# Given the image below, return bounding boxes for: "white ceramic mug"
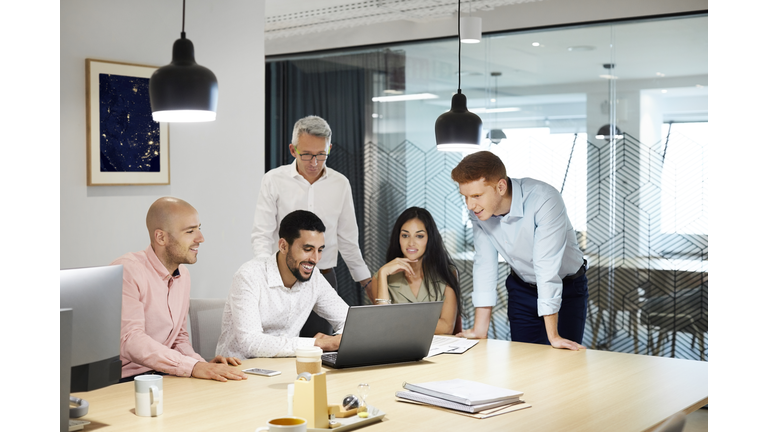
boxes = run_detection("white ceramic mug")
[134,375,163,417]
[255,417,307,432]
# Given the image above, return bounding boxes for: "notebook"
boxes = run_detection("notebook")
[395,390,523,413]
[402,379,523,406]
[321,302,443,369]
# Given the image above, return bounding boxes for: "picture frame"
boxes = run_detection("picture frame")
[86,59,170,185]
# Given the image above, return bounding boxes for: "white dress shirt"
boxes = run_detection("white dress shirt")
[471,178,584,317]
[251,160,371,282]
[215,254,349,358]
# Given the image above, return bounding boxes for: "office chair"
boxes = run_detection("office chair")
[188,298,227,361]
[651,411,686,432]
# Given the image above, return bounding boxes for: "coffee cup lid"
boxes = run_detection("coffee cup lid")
[295,346,323,357]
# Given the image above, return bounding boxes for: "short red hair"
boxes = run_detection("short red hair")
[451,151,507,185]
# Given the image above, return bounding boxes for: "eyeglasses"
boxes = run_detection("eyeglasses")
[296,151,328,162]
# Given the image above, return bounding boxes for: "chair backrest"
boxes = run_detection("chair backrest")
[651,411,686,432]
[188,298,227,361]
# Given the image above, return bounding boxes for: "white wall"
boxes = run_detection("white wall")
[60,0,265,298]
[266,0,708,56]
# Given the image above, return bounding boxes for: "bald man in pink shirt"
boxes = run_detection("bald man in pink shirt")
[113,197,247,382]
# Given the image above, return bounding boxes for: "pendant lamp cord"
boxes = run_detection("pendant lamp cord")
[457,0,461,92]
[181,0,186,38]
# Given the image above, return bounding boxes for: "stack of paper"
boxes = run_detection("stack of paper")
[427,336,479,357]
[395,379,531,419]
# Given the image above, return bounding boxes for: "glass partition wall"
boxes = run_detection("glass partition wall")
[266,14,708,361]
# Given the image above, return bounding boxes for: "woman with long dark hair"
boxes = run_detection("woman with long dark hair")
[367,207,461,335]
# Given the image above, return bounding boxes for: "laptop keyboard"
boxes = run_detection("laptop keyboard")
[321,352,337,365]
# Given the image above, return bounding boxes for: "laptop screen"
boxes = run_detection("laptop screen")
[324,302,443,368]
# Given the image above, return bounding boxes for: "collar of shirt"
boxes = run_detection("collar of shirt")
[265,253,286,289]
[144,244,181,284]
[492,177,524,223]
[290,159,328,184]
[265,251,313,291]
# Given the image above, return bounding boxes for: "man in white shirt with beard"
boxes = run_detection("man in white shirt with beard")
[217,210,349,358]
[251,115,371,337]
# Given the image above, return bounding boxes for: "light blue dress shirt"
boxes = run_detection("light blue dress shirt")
[471,178,584,317]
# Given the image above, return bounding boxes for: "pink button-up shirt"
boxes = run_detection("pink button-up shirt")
[113,245,204,378]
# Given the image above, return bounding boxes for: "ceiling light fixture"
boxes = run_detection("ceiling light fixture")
[567,45,595,52]
[479,107,520,114]
[149,0,218,122]
[372,93,439,102]
[435,0,483,152]
[486,71,507,144]
[460,0,481,44]
[595,124,624,140]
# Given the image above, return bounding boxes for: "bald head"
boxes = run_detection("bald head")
[146,197,196,240]
[146,197,204,273]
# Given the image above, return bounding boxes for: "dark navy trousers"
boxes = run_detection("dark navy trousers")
[506,270,589,345]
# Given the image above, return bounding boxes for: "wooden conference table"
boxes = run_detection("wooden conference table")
[72,339,708,432]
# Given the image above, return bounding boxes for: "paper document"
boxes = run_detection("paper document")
[427,335,479,357]
[403,379,523,406]
[396,398,531,419]
[396,390,521,413]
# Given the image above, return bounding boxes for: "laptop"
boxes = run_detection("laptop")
[321,302,443,369]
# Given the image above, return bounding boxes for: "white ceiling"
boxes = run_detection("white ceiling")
[264,1,708,126]
[264,1,707,90]
[265,0,537,40]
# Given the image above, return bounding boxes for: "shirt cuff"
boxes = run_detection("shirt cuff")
[537,298,562,317]
[178,355,202,377]
[471,290,498,308]
[349,266,372,283]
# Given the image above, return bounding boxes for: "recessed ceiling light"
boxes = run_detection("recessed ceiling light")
[661,89,667,93]
[567,46,595,52]
[656,72,665,77]
[372,113,380,118]
[532,42,540,47]
[490,98,496,103]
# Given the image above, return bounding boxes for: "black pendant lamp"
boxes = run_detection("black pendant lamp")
[435,0,483,152]
[150,0,218,122]
[486,71,506,144]
[487,128,507,144]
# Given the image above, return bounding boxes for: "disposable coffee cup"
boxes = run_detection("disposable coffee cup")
[295,346,322,375]
[134,375,163,417]
[255,416,307,432]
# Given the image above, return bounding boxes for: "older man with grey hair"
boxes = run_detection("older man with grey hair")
[251,116,371,337]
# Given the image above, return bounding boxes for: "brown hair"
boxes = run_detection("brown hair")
[450,151,507,185]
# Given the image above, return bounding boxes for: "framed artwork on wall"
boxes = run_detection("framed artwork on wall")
[86,59,170,185]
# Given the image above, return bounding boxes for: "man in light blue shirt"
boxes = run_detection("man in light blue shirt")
[452,151,588,350]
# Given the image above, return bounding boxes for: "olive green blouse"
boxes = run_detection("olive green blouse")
[374,271,446,304]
